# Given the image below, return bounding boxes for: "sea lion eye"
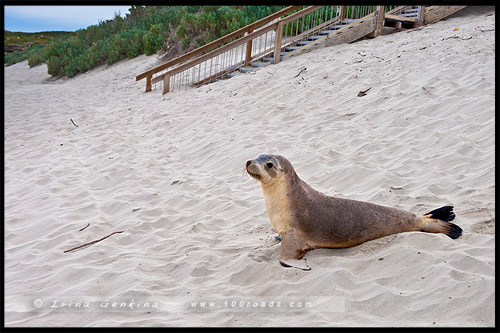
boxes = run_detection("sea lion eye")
[266,162,274,169]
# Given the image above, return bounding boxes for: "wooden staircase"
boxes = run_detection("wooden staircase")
[136,5,466,95]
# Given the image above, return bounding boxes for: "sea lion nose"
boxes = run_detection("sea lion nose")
[246,160,252,167]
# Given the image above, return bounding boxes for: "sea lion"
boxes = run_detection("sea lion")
[245,154,462,270]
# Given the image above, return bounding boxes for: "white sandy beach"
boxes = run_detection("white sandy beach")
[4,6,495,327]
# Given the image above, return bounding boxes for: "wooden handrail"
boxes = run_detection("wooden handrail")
[282,6,323,24]
[151,6,326,84]
[136,5,302,81]
[152,21,280,84]
[280,15,341,48]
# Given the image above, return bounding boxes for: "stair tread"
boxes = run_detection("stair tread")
[385,16,416,21]
[320,29,339,34]
[250,62,269,67]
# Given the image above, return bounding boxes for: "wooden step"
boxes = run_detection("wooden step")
[320,21,363,35]
[284,46,302,51]
[239,67,253,73]
[399,13,418,17]
[250,61,269,67]
[329,24,348,29]
[319,29,340,35]
[296,40,313,46]
[262,57,274,62]
[384,15,417,23]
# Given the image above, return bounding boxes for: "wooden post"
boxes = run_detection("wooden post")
[368,6,385,38]
[273,21,284,65]
[416,6,425,26]
[245,27,254,66]
[340,6,346,21]
[162,73,170,95]
[146,74,152,92]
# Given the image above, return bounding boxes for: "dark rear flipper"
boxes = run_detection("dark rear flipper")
[423,206,462,239]
[442,222,463,239]
[425,205,456,222]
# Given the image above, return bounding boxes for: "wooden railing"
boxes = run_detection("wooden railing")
[149,5,334,94]
[135,6,302,92]
[136,5,466,95]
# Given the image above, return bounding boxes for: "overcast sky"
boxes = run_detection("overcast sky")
[4,6,132,32]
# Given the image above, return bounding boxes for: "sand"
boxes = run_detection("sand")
[4,6,495,327]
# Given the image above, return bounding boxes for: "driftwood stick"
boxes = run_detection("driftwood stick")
[70,118,79,127]
[63,230,125,253]
[358,87,372,97]
[442,36,472,41]
[294,67,307,78]
[79,223,90,231]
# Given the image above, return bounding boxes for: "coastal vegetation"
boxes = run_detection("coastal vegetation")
[4,30,73,66]
[4,6,285,78]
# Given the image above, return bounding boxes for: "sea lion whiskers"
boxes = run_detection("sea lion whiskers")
[243,166,261,181]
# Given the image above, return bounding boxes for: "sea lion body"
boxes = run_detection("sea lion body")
[246,154,462,270]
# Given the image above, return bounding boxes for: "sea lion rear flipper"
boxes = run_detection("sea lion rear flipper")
[279,230,311,271]
[422,206,462,239]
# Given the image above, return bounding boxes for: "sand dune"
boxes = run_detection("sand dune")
[4,6,494,327]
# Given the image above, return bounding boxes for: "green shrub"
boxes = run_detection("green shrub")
[88,39,113,65]
[4,51,27,66]
[46,56,66,76]
[144,23,165,55]
[28,52,44,67]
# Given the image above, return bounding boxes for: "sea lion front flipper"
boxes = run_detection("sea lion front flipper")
[279,230,311,271]
[280,258,311,271]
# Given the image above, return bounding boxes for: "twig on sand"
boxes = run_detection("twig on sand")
[294,67,307,78]
[70,118,79,127]
[358,87,372,97]
[63,230,125,253]
[79,223,90,231]
[442,36,473,41]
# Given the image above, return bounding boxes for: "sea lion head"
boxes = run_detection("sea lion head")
[246,154,295,186]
